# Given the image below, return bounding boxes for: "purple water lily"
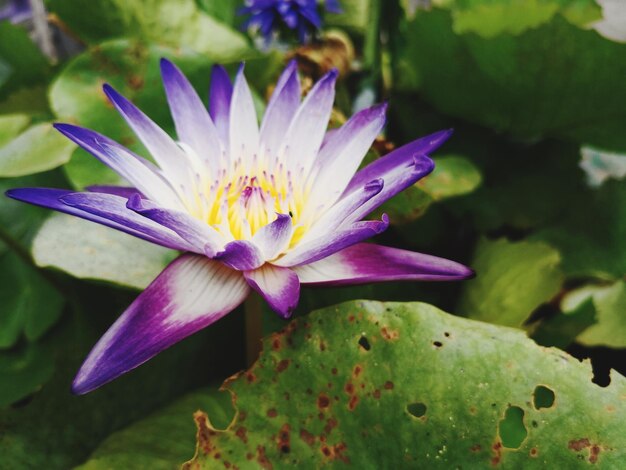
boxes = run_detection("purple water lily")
[0,0,31,23]
[240,0,341,43]
[7,60,473,394]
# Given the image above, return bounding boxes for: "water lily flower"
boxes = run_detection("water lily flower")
[0,0,31,23]
[7,60,473,394]
[240,0,341,43]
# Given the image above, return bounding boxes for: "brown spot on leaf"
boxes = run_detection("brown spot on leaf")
[319,441,350,463]
[324,417,338,435]
[300,428,316,447]
[568,438,591,452]
[272,338,282,350]
[353,365,363,377]
[384,381,394,390]
[127,75,144,90]
[470,444,481,452]
[530,447,538,457]
[267,408,278,418]
[331,367,338,375]
[245,372,257,383]
[320,341,326,351]
[590,445,601,464]
[373,389,381,399]
[256,445,272,470]
[348,395,359,411]
[381,327,399,341]
[491,441,502,466]
[276,359,290,373]
[235,426,248,443]
[344,382,355,395]
[193,412,217,455]
[318,393,330,409]
[276,423,291,454]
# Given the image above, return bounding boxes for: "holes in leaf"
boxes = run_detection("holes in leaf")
[533,385,555,409]
[433,341,443,348]
[498,405,527,449]
[358,336,371,351]
[407,402,427,418]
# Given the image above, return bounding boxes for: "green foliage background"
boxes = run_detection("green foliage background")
[0,0,624,467]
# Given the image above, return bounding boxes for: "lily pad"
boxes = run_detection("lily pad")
[0,342,55,407]
[0,123,76,177]
[417,154,482,200]
[31,213,175,289]
[45,0,249,62]
[457,238,564,327]
[0,113,30,147]
[185,300,626,468]
[49,39,214,189]
[75,388,233,470]
[395,8,626,150]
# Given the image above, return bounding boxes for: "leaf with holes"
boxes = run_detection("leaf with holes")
[184,300,626,468]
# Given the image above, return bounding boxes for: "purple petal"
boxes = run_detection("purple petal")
[274,214,389,267]
[72,254,249,394]
[343,154,435,224]
[209,65,233,148]
[160,59,222,173]
[282,69,338,172]
[325,0,342,13]
[300,178,383,244]
[308,103,387,207]
[102,84,190,187]
[251,213,294,261]
[86,185,141,198]
[260,60,301,154]
[344,129,453,195]
[244,264,300,318]
[215,240,264,270]
[53,124,181,209]
[294,243,475,285]
[126,194,225,255]
[6,188,190,251]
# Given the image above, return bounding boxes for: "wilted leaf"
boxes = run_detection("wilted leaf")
[0,123,76,177]
[31,213,175,289]
[45,0,250,61]
[185,300,626,468]
[457,238,563,327]
[75,389,233,470]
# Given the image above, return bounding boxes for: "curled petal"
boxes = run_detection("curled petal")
[215,240,264,271]
[72,254,249,394]
[274,215,389,267]
[252,213,294,261]
[244,264,300,318]
[294,243,475,285]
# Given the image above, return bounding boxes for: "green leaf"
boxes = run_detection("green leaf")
[531,298,596,350]
[395,8,626,150]
[50,39,215,189]
[377,184,433,224]
[0,22,51,96]
[31,213,175,289]
[75,388,233,470]
[0,114,30,147]
[574,281,626,348]
[458,238,564,327]
[45,0,250,61]
[195,0,238,25]
[531,181,626,280]
[0,123,76,177]
[0,284,245,468]
[0,342,55,407]
[0,250,64,348]
[185,300,626,468]
[325,0,371,32]
[418,155,482,200]
[439,0,601,38]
